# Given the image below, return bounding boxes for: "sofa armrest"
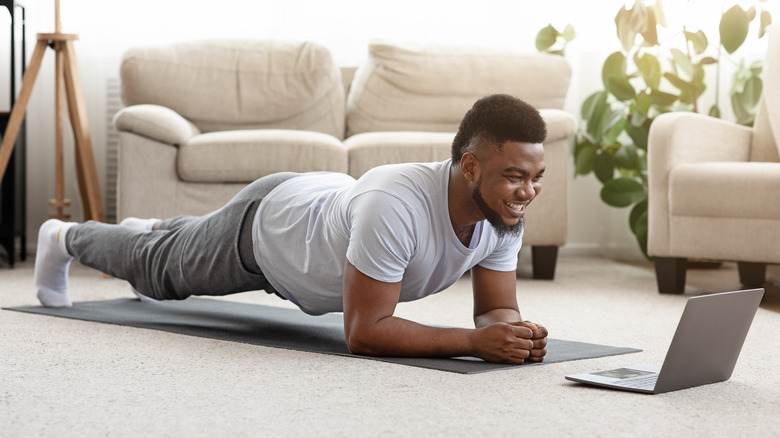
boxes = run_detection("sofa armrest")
[539,109,577,143]
[647,112,753,256]
[113,104,201,146]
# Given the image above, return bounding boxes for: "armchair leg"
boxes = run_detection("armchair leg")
[654,257,687,294]
[532,246,558,280]
[737,262,766,288]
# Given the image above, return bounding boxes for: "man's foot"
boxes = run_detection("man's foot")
[35,219,76,307]
[119,217,161,232]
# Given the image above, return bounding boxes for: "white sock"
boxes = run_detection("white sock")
[119,217,161,232]
[35,219,77,307]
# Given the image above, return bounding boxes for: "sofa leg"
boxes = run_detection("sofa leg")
[532,246,558,280]
[737,262,766,288]
[654,257,687,294]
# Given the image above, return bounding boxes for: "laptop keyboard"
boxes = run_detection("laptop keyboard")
[619,374,658,390]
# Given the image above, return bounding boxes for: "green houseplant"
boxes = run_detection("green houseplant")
[538,1,772,258]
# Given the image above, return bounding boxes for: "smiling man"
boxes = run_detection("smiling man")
[35,94,549,364]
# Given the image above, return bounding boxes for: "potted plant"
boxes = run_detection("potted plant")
[538,1,772,258]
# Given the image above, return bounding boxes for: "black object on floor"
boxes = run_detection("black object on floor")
[5,297,641,374]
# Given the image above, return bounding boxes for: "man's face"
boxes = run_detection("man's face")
[467,141,545,236]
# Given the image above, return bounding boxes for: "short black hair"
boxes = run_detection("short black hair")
[451,94,547,163]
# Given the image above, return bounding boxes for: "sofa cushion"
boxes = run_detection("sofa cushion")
[343,110,576,178]
[346,40,571,137]
[669,162,780,219]
[178,130,348,183]
[344,132,455,178]
[120,39,345,139]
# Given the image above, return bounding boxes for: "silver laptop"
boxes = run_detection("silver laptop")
[565,288,764,394]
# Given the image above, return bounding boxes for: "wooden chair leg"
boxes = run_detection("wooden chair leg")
[737,262,766,288]
[654,257,687,294]
[531,245,558,280]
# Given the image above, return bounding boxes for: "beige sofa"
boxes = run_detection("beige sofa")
[114,39,576,279]
[647,28,780,293]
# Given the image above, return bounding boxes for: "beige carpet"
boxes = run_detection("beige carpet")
[1,254,779,437]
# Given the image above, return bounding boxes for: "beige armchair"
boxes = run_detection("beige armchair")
[343,40,577,279]
[647,28,780,294]
[113,39,348,220]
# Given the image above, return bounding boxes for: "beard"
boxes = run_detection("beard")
[472,177,524,238]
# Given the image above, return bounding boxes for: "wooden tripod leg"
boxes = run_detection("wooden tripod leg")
[62,39,104,222]
[50,41,71,219]
[0,40,48,183]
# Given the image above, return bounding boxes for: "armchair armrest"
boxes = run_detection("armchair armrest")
[113,104,201,146]
[648,112,753,256]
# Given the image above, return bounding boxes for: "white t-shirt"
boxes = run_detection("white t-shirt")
[252,160,523,315]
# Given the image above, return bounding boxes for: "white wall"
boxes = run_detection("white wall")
[1,0,774,260]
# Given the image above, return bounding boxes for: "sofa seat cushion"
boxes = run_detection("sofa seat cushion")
[346,40,571,137]
[344,132,455,178]
[669,162,780,219]
[178,129,348,183]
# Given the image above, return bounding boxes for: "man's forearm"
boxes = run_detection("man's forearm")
[346,315,477,358]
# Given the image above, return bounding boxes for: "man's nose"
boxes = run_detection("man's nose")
[515,180,536,200]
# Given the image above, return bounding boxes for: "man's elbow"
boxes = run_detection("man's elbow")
[344,330,379,357]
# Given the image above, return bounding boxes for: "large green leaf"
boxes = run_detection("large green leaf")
[594,151,615,183]
[603,117,628,146]
[615,6,637,52]
[720,5,750,54]
[603,52,635,101]
[629,198,648,236]
[582,93,623,143]
[606,76,637,101]
[562,24,576,41]
[615,143,639,170]
[580,91,608,120]
[600,177,645,207]
[685,30,708,55]
[760,10,772,38]
[602,52,627,86]
[628,120,651,151]
[629,198,649,259]
[741,76,763,108]
[575,145,597,175]
[635,52,661,89]
[652,0,667,27]
[536,24,559,52]
[708,104,722,119]
[671,48,693,78]
[650,89,679,107]
[732,92,755,126]
[640,3,659,46]
[665,71,699,104]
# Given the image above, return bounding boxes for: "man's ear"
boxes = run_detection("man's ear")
[460,152,479,182]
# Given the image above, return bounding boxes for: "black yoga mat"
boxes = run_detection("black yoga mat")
[5,297,640,374]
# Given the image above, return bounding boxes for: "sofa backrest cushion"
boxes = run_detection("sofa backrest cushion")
[120,39,345,139]
[345,40,571,137]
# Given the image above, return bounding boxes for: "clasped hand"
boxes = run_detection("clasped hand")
[474,321,548,364]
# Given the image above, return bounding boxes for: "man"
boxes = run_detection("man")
[35,94,549,364]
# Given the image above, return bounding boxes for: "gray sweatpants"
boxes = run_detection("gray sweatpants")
[66,172,300,301]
